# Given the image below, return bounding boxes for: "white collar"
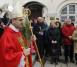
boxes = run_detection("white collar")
[9,24,19,32]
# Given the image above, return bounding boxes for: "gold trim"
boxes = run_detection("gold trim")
[23,8,31,16]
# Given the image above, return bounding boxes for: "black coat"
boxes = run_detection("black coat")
[47,27,60,45]
[32,22,48,57]
[46,27,61,55]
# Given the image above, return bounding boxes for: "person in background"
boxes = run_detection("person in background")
[62,19,75,64]
[55,21,62,58]
[1,12,10,25]
[46,21,60,64]
[72,25,77,64]
[31,18,37,27]
[0,11,10,37]
[33,17,48,62]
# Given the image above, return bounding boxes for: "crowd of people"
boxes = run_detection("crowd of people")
[31,17,77,65]
[0,7,77,67]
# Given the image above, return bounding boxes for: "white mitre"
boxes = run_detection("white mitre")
[9,5,24,19]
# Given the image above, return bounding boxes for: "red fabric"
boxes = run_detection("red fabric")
[30,41,36,54]
[62,24,75,45]
[29,52,32,67]
[31,40,37,51]
[29,41,36,67]
[20,31,33,67]
[0,27,23,67]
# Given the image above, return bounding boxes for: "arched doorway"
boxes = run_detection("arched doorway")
[23,1,45,19]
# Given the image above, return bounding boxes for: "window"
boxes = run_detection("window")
[60,16,67,22]
[61,7,67,14]
[60,4,77,23]
[69,5,75,14]
[69,16,75,22]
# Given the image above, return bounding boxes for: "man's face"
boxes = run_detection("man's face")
[66,21,71,25]
[37,17,43,23]
[50,22,56,28]
[12,17,24,29]
[64,19,71,25]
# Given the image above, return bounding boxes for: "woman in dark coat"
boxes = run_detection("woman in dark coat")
[46,22,61,64]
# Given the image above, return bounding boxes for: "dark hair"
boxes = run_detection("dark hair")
[1,12,10,25]
[55,21,61,28]
[71,22,74,26]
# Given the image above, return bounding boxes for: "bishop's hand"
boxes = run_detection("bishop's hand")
[23,48,31,56]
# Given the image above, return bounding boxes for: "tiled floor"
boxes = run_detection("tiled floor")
[32,48,77,67]
[34,61,77,67]
[32,55,77,67]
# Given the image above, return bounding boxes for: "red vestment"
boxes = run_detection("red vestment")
[0,26,32,67]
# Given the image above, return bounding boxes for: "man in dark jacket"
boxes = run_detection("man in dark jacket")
[32,17,48,62]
